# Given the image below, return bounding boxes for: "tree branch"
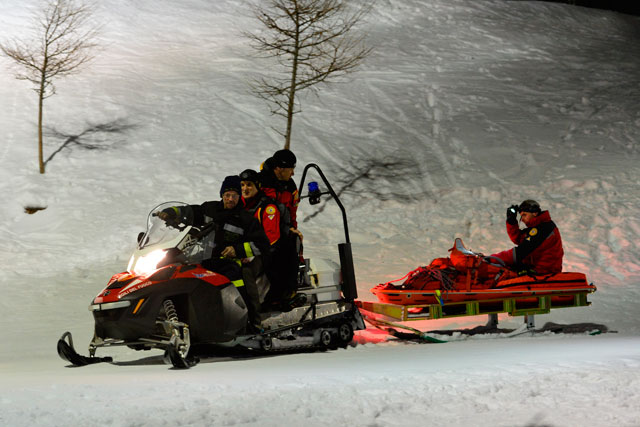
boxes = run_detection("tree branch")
[245,0,372,146]
[0,0,100,173]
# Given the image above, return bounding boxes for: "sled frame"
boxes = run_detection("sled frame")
[357,291,593,322]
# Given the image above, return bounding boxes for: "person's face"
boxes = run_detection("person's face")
[241,181,259,199]
[222,190,240,209]
[520,211,537,226]
[274,166,294,181]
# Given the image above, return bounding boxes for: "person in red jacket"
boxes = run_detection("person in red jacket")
[240,168,299,309]
[240,169,290,248]
[259,149,302,241]
[491,200,564,275]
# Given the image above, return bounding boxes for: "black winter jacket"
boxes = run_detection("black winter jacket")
[187,201,270,261]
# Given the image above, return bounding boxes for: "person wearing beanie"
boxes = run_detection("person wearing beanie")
[240,169,297,309]
[219,175,241,198]
[240,169,290,247]
[157,175,269,331]
[491,199,564,275]
[258,149,304,305]
[272,149,297,169]
[259,149,300,231]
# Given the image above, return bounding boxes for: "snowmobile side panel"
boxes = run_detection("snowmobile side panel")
[187,281,247,342]
[93,278,247,343]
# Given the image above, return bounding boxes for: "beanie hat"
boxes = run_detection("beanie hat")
[518,199,541,213]
[239,169,260,187]
[220,175,241,197]
[272,149,296,168]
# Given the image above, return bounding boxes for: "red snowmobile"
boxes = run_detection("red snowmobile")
[57,164,364,368]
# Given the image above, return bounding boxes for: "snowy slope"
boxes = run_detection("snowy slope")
[1,1,639,426]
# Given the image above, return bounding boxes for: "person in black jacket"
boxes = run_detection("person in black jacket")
[158,175,269,330]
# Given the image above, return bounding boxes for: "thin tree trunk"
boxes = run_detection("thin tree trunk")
[285,69,297,150]
[38,78,45,174]
[0,0,99,173]
[284,8,301,150]
[247,0,371,151]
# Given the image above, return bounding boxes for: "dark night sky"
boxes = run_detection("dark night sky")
[528,0,640,15]
[541,0,640,16]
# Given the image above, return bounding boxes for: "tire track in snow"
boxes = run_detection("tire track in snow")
[0,91,19,164]
[362,77,457,198]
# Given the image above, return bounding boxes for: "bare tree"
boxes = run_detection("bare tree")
[245,0,372,150]
[1,0,99,174]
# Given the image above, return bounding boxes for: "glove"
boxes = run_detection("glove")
[506,205,519,224]
[154,208,178,221]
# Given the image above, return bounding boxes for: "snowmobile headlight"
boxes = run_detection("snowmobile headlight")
[131,249,167,276]
[89,300,132,312]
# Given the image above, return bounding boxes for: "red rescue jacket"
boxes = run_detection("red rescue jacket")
[243,196,281,245]
[259,162,299,229]
[242,192,291,250]
[492,210,564,274]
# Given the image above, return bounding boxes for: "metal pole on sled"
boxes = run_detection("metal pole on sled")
[298,163,358,302]
[486,313,535,330]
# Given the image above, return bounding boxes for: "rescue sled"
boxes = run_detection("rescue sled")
[360,239,600,343]
[371,238,596,306]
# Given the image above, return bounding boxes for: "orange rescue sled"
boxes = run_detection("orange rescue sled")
[371,238,596,306]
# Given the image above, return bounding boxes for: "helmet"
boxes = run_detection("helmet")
[518,199,541,214]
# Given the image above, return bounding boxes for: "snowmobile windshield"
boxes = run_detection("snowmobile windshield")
[139,202,195,250]
[180,224,216,265]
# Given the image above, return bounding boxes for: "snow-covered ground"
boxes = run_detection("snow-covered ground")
[1,1,639,426]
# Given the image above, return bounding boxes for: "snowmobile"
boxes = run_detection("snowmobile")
[57,164,365,369]
[371,238,596,306]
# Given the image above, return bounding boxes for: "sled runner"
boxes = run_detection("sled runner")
[361,315,607,344]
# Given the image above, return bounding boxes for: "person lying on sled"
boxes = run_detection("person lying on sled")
[491,199,564,275]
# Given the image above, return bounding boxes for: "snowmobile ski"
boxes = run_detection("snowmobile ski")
[57,332,112,366]
[163,345,200,369]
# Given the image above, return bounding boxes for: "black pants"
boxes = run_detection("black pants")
[241,259,263,323]
[264,234,300,303]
